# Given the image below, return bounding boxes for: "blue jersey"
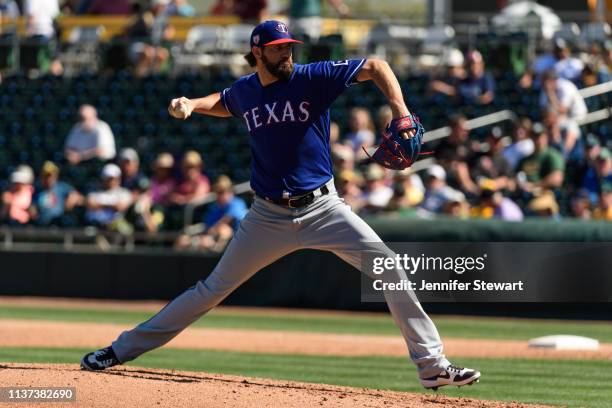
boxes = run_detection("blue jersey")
[221,58,366,198]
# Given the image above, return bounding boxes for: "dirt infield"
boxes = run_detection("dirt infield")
[1,319,610,360]
[0,363,551,408]
[0,297,587,407]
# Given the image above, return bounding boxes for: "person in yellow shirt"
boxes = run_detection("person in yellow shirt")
[470,179,524,222]
[593,183,612,221]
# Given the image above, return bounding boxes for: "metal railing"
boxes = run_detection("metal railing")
[0,225,181,252]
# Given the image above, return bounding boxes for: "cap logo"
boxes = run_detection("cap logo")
[276,23,288,33]
[253,34,260,45]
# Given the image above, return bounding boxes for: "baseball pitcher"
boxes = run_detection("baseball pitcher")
[81,20,480,391]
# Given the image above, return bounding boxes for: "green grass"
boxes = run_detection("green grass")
[0,305,611,342]
[1,347,609,407]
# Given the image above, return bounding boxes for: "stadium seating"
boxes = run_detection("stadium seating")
[0,66,609,229]
[0,70,609,190]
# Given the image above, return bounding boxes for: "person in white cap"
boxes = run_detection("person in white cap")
[64,105,116,165]
[420,164,465,214]
[427,48,465,104]
[1,165,35,225]
[458,50,495,105]
[118,148,147,191]
[85,164,132,228]
[359,163,393,213]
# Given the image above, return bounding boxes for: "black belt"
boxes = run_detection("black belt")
[259,185,330,208]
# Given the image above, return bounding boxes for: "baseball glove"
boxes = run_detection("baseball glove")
[363,113,425,170]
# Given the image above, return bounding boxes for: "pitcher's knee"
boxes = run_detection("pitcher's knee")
[194,276,237,304]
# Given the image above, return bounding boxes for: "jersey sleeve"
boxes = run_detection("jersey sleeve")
[309,58,367,103]
[220,86,241,118]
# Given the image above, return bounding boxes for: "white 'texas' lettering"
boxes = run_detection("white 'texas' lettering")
[252,107,262,129]
[265,103,279,124]
[298,102,310,122]
[243,100,311,130]
[242,111,251,131]
[282,101,295,122]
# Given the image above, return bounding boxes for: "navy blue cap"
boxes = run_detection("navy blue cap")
[250,20,303,48]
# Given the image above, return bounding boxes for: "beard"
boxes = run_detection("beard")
[261,54,293,81]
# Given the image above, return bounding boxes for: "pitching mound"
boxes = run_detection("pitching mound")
[0,363,550,408]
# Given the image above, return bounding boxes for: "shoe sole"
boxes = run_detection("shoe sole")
[422,371,481,391]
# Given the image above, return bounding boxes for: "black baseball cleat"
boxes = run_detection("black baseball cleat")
[80,346,121,371]
[420,364,481,391]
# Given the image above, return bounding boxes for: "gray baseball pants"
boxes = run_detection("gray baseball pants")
[112,179,450,378]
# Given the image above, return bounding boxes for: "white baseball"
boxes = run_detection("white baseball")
[174,102,189,119]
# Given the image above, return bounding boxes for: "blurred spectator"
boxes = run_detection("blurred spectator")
[289,0,349,43]
[1,166,35,225]
[32,161,83,226]
[23,0,63,75]
[527,191,561,220]
[550,39,584,82]
[0,0,19,18]
[604,41,612,74]
[570,189,592,220]
[210,0,233,15]
[170,150,210,205]
[118,148,147,191]
[581,147,612,205]
[62,0,81,14]
[472,126,514,191]
[175,175,247,252]
[232,0,268,23]
[331,143,355,171]
[359,164,393,214]
[540,70,587,123]
[385,169,424,213]
[165,0,196,17]
[330,118,353,170]
[79,0,131,15]
[124,178,165,233]
[345,107,375,155]
[470,180,523,222]
[542,108,583,163]
[420,164,465,214]
[581,43,611,85]
[24,0,59,39]
[64,105,116,165]
[516,123,565,196]
[587,61,611,86]
[593,183,612,221]
[375,105,392,138]
[441,192,469,218]
[567,133,602,191]
[85,164,132,229]
[427,49,465,104]
[329,121,340,144]
[503,118,535,170]
[335,170,363,212]
[434,114,479,195]
[522,38,584,87]
[126,1,174,77]
[458,50,495,105]
[151,152,177,206]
